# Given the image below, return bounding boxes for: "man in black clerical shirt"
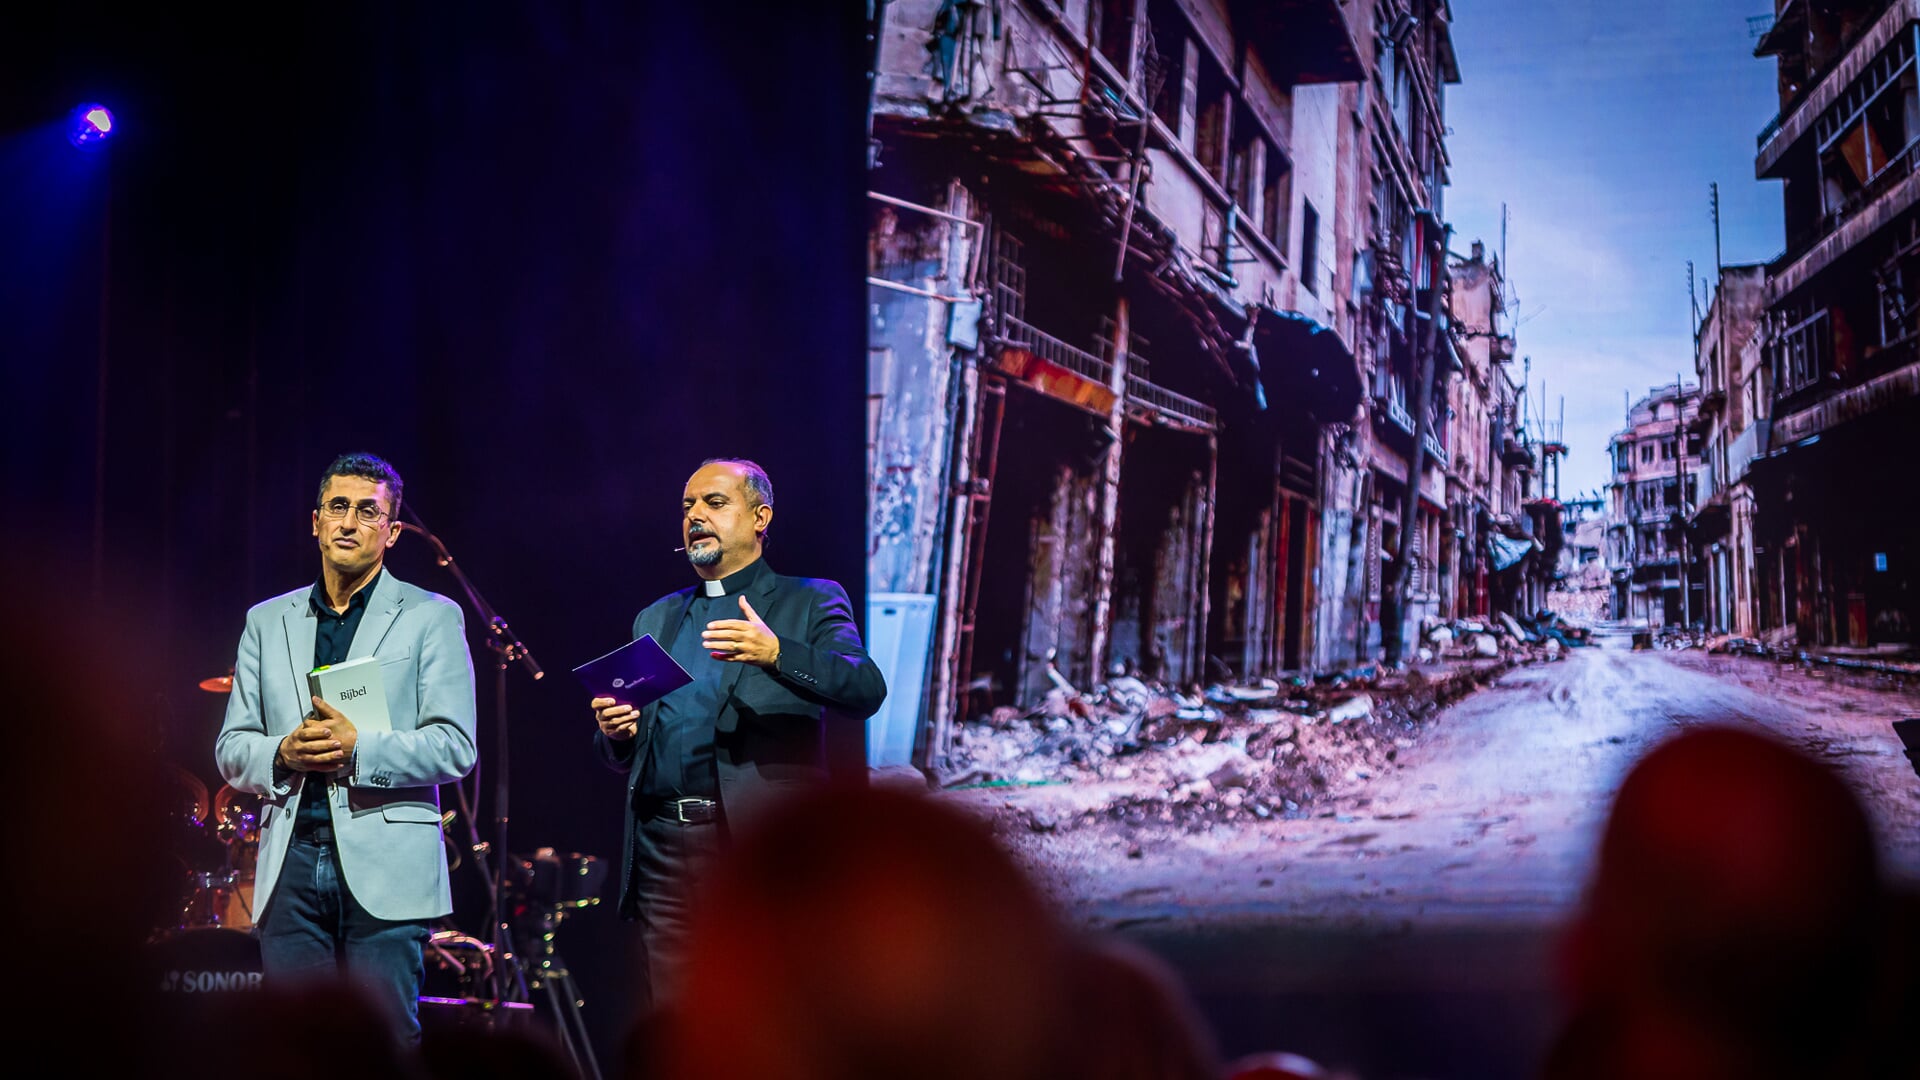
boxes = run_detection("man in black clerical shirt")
[590,458,886,1006]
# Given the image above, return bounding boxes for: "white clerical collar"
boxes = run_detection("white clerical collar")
[702,579,726,597]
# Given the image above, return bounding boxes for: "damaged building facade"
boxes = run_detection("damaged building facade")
[1740,0,1920,650]
[1685,263,1767,636]
[865,0,1471,769]
[1439,243,1551,625]
[1604,382,1703,626]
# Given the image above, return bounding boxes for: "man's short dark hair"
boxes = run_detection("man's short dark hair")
[701,458,773,539]
[318,453,404,517]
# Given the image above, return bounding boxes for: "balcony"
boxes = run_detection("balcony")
[1000,316,1112,384]
[1125,374,1219,432]
[1691,459,1731,535]
[1726,419,1773,482]
[1372,366,1415,435]
[993,315,1119,417]
[1773,355,1920,443]
[1766,30,1920,298]
[1775,158,1920,300]
[1819,134,1920,235]
[1500,436,1534,468]
[1757,1,1918,176]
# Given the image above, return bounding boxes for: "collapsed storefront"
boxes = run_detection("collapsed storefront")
[867,113,1364,764]
[1747,399,1920,650]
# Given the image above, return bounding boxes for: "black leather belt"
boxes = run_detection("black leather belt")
[295,823,335,845]
[651,797,719,825]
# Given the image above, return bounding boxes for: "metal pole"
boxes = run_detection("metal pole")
[1112,106,1152,284]
[1383,218,1451,665]
[1676,375,1690,629]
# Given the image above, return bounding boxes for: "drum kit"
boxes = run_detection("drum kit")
[162,763,262,934]
[146,671,267,1001]
[156,671,262,933]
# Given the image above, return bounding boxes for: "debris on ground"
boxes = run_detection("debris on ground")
[940,613,1585,831]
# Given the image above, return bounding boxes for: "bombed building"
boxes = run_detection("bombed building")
[1743,0,1920,650]
[1605,382,1703,627]
[865,0,1465,769]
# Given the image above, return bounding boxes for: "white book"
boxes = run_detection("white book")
[306,655,393,733]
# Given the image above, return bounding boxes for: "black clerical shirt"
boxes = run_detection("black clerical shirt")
[638,558,774,800]
[294,570,381,833]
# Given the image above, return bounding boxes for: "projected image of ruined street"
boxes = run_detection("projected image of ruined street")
[862,0,1920,941]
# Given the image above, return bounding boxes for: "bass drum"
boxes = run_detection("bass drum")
[142,928,265,1059]
[146,928,263,997]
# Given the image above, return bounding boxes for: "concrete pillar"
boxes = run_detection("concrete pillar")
[1088,295,1132,678]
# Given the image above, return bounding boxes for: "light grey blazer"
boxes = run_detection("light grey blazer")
[216,570,477,923]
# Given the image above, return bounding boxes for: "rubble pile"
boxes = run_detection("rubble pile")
[945,620,1576,830]
[1697,633,1920,689]
[1547,585,1611,624]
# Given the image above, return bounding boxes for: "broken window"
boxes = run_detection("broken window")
[1813,34,1918,222]
[1878,221,1920,346]
[1145,0,1186,133]
[1091,0,1133,75]
[1195,50,1231,188]
[1300,200,1321,296]
[1389,33,1412,141]
[1230,102,1258,212]
[1263,146,1291,250]
[1774,305,1832,397]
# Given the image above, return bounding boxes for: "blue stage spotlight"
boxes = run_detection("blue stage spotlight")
[68,104,116,149]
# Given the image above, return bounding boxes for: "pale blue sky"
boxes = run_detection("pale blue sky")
[1445,0,1784,497]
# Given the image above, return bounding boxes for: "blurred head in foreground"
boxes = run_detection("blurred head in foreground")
[1223,1050,1339,1080]
[1547,726,1908,1079]
[650,784,1068,1080]
[1047,934,1220,1080]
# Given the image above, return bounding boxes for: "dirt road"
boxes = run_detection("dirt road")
[957,629,1920,930]
[945,631,1920,1078]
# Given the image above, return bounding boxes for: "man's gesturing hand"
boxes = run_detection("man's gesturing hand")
[592,696,640,741]
[702,596,780,668]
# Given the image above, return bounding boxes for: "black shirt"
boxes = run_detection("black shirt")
[294,570,381,833]
[639,558,774,801]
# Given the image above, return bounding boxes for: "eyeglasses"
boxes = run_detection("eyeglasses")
[318,499,392,527]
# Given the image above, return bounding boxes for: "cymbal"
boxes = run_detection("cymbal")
[199,674,233,693]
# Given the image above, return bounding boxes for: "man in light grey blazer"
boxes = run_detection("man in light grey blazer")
[217,453,477,1042]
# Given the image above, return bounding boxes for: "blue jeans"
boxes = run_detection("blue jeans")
[256,834,430,1043]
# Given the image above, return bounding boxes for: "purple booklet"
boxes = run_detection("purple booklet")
[571,633,694,709]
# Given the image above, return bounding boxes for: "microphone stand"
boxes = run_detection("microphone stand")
[397,513,541,1007]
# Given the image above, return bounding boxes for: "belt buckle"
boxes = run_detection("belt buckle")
[674,798,713,824]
